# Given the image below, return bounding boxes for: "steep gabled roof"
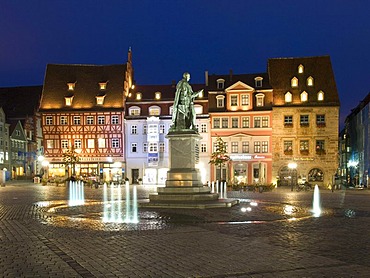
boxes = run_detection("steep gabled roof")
[268,56,340,106]
[39,63,128,111]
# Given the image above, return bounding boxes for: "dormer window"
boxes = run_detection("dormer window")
[155,92,161,100]
[307,76,314,86]
[99,82,108,90]
[255,93,265,107]
[291,77,298,87]
[317,90,324,101]
[136,93,142,100]
[217,79,225,90]
[64,96,74,106]
[298,64,304,74]
[96,95,106,105]
[67,82,76,91]
[285,91,292,103]
[254,77,263,87]
[300,91,308,102]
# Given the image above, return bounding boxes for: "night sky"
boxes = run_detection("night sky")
[1,0,369,127]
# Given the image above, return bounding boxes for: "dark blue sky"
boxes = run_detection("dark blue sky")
[1,0,369,127]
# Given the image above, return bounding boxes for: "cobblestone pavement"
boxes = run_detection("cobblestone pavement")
[1,181,370,277]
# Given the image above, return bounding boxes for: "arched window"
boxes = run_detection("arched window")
[129,106,141,116]
[216,95,225,108]
[255,93,265,107]
[307,76,314,86]
[317,90,324,101]
[149,105,161,116]
[300,91,308,102]
[308,168,324,182]
[291,77,298,87]
[217,79,225,90]
[285,92,292,103]
[254,76,263,87]
[298,64,304,74]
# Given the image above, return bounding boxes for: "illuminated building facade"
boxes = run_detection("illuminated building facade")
[269,56,340,187]
[38,50,133,181]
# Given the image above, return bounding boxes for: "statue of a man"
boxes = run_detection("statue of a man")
[170,72,203,131]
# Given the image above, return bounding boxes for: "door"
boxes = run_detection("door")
[132,169,139,184]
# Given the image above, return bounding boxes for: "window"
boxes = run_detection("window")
[291,77,298,87]
[201,143,207,153]
[67,82,75,91]
[316,140,325,154]
[285,92,292,103]
[159,142,165,152]
[60,116,68,125]
[154,92,161,100]
[99,82,107,90]
[194,104,203,114]
[300,91,308,102]
[98,116,105,125]
[46,116,53,125]
[231,117,238,128]
[73,116,81,125]
[242,117,250,128]
[300,115,309,126]
[230,95,238,106]
[254,142,261,153]
[136,93,142,100]
[65,96,74,106]
[129,107,141,116]
[241,94,249,106]
[298,64,304,73]
[143,143,148,153]
[111,115,119,125]
[159,124,165,134]
[213,118,220,128]
[231,142,238,153]
[131,125,137,134]
[300,140,309,154]
[316,114,326,126]
[149,106,160,116]
[307,76,314,86]
[98,138,105,148]
[149,142,158,152]
[131,143,137,153]
[222,118,228,128]
[255,93,265,107]
[86,116,94,125]
[87,139,94,149]
[148,124,158,134]
[242,142,249,153]
[201,123,207,133]
[317,90,324,101]
[261,141,268,153]
[308,168,323,182]
[112,138,120,148]
[143,125,147,134]
[216,95,225,108]
[262,117,269,127]
[96,95,105,105]
[61,140,69,149]
[254,117,261,128]
[284,141,293,154]
[74,139,81,149]
[217,79,225,89]
[284,115,293,126]
[255,77,263,87]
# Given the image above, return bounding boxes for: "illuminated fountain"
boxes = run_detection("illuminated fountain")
[102,181,138,223]
[312,184,322,217]
[68,180,85,206]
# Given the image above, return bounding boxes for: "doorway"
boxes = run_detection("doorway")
[132,169,139,184]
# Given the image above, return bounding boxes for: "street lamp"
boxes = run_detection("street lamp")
[288,162,297,191]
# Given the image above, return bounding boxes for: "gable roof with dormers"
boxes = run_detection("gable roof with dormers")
[268,55,340,106]
[39,63,128,112]
[225,81,255,91]
[207,72,271,91]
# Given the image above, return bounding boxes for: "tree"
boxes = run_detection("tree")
[209,136,230,181]
[63,145,80,177]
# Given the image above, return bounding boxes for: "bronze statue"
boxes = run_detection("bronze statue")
[170,72,203,131]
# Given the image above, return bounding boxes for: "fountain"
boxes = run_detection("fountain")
[312,184,322,217]
[68,180,85,206]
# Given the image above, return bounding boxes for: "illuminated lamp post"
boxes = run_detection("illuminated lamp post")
[288,162,297,191]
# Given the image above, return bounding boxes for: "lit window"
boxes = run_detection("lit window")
[291,77,298,87]
[61,140,68,149]
[87,139,94,149]
[254,77,263,87]
[73,116,81,125]
[242,117,250,128]
[217,79,225,89]
[129,106,141,116]
[149,106,160,116]
[301,91,308,102]
[194,104,203,114]
[231,142,238,153]
[98,138,105,148]
[136,93,142,100]
[232,117,238,128]
[86,116,94,125]
[300,140,309,152]
[216,95,225,108]
[222,118,228,128]
[47,140,54,149]
[111,115,119,124]
[67,82,76,91]
[255,93,265,107]
[307,76,314,86]
[230,95,238,106]
[60,116,68,125]
[98,116,105,125]
[65,96,74,106]
[262,141,268,153]
[254,141,261,153]
[148,124,158,134]
[298,64,304,73]
[74,139,81,149]
[242,142,249,153]
[285,92,292,103]
[262,116,269,127]
[96,95,106,105]
[213,118,220,128]
[284,141,293,153]
[99,82,107,90]
[155,92,161,100]
[131,125,137,134]
[241,94,249,106]
[148,142,158,152]
[317,90,324,101]
[112,138,120,148]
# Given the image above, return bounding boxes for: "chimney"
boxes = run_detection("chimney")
[229,69,233,82]
[205,70,209,86]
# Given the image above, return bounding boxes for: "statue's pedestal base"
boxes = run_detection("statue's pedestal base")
[143,131,238,209]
